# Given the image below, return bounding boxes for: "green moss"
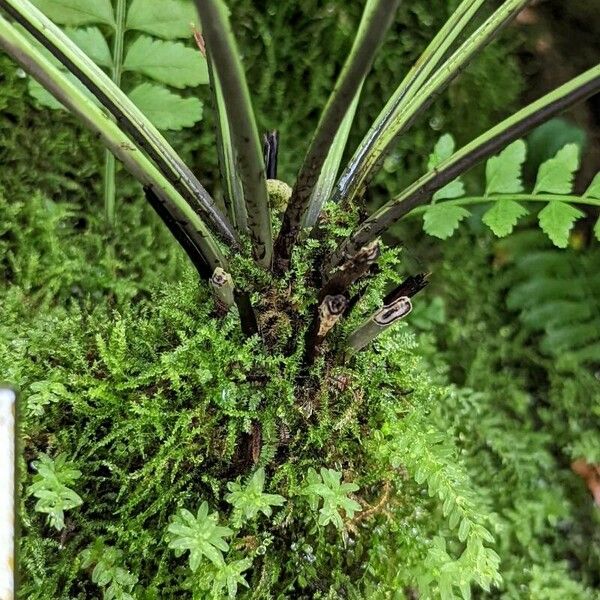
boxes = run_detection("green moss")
[0,190,508,598]
[0,55,102,204]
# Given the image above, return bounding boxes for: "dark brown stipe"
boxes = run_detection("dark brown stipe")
[233,289,260,339]
[374,297,412,326]
[344,273,430,355]
[195,0,273,268]
[383,273,430,305]
[144,187,211,280]
[331,0,529,212]
[326,67,600,272]
[346,296,412,355]
[318,240,380,301]
[273,0,401,272]
[250,421,262,464]
[263,130,279,180]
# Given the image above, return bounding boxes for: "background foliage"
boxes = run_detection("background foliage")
[29,0,207,131]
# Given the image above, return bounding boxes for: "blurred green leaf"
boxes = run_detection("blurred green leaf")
[128,82,203,130]
[126,0,199,39]
[123,35,208,88]
[32,0,115,26]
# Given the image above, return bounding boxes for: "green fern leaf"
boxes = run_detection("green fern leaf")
[485,139,526,195]
[507,278,584,312]
[541,322,600,355]
[428,134,465,201]
[574,342,600,363]
[29,0,207,131]
[419,141,594,244]
[423,204,471,239]
[503,236,600,364]
[538,201,584,248]
[126,0,199,39]
[482,199,528,237]
[533,144,579,194]
[123,36,208,89]
[520,300,591,330]
[434,179,465,202]
[32,0,115,26]
[65,26,112,67]
[586,173,600,198]
[128,83,203,131]
[585,173,600,241]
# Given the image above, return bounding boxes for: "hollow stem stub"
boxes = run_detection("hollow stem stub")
[318,240,380,301]
[210,267,236,315]
[0,387,16,600]
[346,296,413,355]
[303,294,349,369]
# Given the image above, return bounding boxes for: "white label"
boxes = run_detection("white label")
[0,388,15,600]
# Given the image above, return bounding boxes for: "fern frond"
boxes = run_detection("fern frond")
[327,65,600,271]
[381,409,501,598]
[409,138,600,247]
[502,235,600,364]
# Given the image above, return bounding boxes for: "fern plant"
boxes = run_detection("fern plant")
[413,137,600,246]
[28,0,207,222]
[1,0,600,596]
[167,502,234,570]
[415,230,600,597]
[498,232,600,365]
[28,453,83,530]
[225,467,286,527]
[302,467,362,530]
[80,543,138,600]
